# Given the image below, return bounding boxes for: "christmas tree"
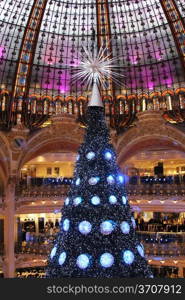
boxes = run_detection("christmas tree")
[46,79,153,278]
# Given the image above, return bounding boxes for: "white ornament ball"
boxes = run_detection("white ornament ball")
[50,246,57,259]
[137,244,145,257]
[63,219,70,231]
[76,254,90,269]
[100,253,114,268]
[65,197,70,206]
[122,196,127,205]
[100,220,115,235]
[78,221,92,235]
[107,175,115,184]
[91,196,100,205]
[75,178,81,186]
[109,195,117,204]
[73,197,82,206]
[131,217,136,229]
[123,250,135,265]
[120,221,130,234]
[105,152,112,160]
[86,151,95,160]
[118,175,124,184]
[76,154,80,161]
[58,252,67,266]
[88,177,99,185]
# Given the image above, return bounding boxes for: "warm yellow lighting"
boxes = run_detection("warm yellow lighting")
[160,261,165,264]
[31,202,34,205]
[173,261,178,264]
[36,156,45,162]
[21,167,27,171]
[41,120,52,128]
[160,200,164,204]
[42,201,45,204]
[147,200,152,204]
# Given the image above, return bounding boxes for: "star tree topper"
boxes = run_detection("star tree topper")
[72,45,125,107]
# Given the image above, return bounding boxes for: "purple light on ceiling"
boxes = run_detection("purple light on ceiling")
[148,82,154,90]
[130,55,138,65]
[126,61,174,90]
[155,52,163,61]
[0,45,5,59]
[42,67,71,93]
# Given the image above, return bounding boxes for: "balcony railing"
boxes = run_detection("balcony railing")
[16,178,185,198]
[14,232,185,257]
[1,88,185,131]
[16,185,69,199]
[15,242,52,256]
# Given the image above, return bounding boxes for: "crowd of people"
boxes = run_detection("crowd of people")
[20,220,60,244]
[136,217,185,232]
[151,266,179,278]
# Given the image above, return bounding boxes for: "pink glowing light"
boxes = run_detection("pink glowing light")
[0,46,5,59]
[130,56,138,65]
[148,83,154,90]
[42,67,72,94]
[155,52,163,61]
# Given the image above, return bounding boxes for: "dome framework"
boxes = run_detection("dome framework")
[0,0,185,130]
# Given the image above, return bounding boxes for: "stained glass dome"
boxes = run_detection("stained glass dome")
[0,0,185,130]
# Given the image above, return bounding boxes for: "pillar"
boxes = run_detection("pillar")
[178,266,184,278]
[3,176,16,278]
[35,217,39,236]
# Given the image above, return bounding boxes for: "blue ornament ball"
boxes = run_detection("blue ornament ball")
[109,195,117,204]
[78,221,92,235]
[120,221,130,234]
[58,252,67,266]
[137,244,145,257]
[105,151,112,160]
[86,151,95,160]
[63,219,70,232]
[100,253,114,268]
[100,220,115,235]
[123,250,135,265]
[107,175,115,184]
[73,196,82,206]
[88,177,100,185]
[91,196,100,205]
[76,254,91,269]
[50,246,57,259]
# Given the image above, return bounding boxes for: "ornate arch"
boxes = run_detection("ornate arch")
[117,112,185,164]
[17,116,84,172]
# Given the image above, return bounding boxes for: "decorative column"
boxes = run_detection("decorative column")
[35,217,39,236]
[96,0,114,96]
[178,266,184,278]
[3,176,16,278]
[10,0,48,123]
[160,0,185,72]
